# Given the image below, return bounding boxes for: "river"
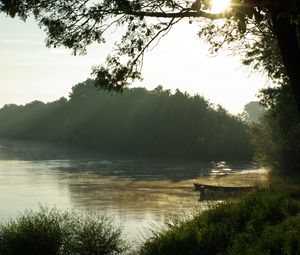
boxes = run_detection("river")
[0,139,267,244]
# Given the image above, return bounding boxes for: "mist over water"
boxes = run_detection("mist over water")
[0,139,266,242]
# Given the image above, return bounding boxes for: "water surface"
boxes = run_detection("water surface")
[0,139,266,242]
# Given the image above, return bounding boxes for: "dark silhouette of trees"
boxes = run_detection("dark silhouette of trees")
[0,80,253,160]
[0,0,299,109]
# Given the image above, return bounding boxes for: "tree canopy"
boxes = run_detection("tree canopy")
[0,80,253,160]
[0,0,299,108]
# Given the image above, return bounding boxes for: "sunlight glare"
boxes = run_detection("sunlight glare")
[210,0,231,13]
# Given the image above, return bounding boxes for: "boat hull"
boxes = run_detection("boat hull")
[194,183,256,200]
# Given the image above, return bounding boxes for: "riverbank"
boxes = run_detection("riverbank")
[138,183,300,255]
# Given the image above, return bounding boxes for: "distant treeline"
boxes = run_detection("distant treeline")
[0,80,253,160]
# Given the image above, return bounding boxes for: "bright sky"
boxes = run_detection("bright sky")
[0,13,270,114]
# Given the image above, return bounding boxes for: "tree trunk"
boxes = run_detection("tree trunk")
[271,14,300,114]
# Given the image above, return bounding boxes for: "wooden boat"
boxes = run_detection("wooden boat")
[194,183,256,200]
[194,183,254,192]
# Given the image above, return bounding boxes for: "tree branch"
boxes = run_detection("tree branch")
[125,9,228,20]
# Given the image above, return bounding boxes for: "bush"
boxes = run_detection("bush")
[138,187,300,255]
[0,207,127,255]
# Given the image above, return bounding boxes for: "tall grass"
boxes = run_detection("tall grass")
[138,186,300,255]
[0,207,127,255]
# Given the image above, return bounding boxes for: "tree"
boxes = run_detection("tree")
[251,84,300,176]
[0,81,253,160]
[0,0,299,109]
[241,101,265,123]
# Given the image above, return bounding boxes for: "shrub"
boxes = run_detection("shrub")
[0,207,127,255]
[138,187,300,255]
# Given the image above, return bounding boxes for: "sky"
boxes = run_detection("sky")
[0,13,271,114]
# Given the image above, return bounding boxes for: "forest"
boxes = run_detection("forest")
[0,79,252,160]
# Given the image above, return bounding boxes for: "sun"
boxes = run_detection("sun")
[210,0,231,13]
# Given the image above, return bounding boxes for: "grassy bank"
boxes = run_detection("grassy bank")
[138,185,300,255]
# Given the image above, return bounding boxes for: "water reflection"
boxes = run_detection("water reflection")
[0,139,267,241]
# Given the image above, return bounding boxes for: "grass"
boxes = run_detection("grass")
[0,207,127,255]
[138,185,300,255]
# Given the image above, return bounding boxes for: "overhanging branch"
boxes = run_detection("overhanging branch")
[125,9,228,20]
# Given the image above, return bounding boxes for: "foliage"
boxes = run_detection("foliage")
[203,1,300,177]
[0,0,299,91]
[198,12,288,84]
[251,84,300,177]
[138,186,300,255]
[0,207,127,255]
[0,80,253,160]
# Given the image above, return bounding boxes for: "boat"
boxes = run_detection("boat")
[194,183,256,200]
[194,183,255,192]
